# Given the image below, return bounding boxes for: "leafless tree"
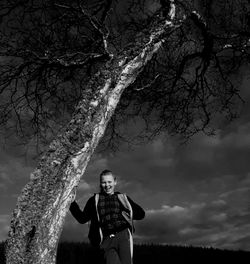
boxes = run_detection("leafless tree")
[0,0,249,263]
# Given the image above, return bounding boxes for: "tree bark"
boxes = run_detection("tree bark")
[5,14,176,264]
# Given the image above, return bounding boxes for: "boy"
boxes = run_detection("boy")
[70,169,145,264]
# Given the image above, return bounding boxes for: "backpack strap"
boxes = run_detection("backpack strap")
[117,193,134,232]
[94,193,103,244]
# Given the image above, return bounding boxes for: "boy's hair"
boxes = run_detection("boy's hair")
[100,169,116,179]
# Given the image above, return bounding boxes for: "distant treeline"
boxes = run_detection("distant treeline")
[0,241,249,264]
[0,241,5,264]
[57,242,250,264]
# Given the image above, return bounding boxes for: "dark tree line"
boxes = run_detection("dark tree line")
[1,241,250,264]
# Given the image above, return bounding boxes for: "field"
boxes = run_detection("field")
[1,241,249,264]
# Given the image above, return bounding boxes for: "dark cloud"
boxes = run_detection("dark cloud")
[0,214,10,242]
[59,110,250,250]
[1,75,250,250]
[59,214,89,243]
[134,195,250,250]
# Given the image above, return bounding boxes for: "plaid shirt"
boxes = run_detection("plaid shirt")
[98,193,129,236]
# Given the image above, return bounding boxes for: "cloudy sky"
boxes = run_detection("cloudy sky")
[1,72,250,251]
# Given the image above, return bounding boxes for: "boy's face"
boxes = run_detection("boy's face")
[100,174,117,195]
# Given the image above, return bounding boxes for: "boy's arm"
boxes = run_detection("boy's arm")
[69,197,92,224]
[127,196,145,220]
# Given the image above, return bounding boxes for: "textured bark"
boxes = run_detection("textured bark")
[5,14,176,264]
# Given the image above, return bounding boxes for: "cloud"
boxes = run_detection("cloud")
[220,186,250,199]
[1,90,250,250]
[59,213,89,243]
[78,180,92,192]
[59,158,250,251]
[0,152,33,181]
[0,214,10,242]
[107,137,178,194]
[85,155,109,176]
[134,194,250,250]
[56,178,250,251]
[221,123,250,148]
[134,203,202,243]
[185,223,250,251]
[105,126,250,204]
[0,166,14,191]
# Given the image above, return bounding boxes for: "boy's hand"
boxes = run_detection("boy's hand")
[69,186,77,203]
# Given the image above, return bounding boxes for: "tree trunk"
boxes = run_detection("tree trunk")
[5,15,175,264]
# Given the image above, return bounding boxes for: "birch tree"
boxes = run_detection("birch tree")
[0,0,249,263]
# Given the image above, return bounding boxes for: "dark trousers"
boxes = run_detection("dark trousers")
[100,228,133,264]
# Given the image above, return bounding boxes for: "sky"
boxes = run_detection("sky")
[0,71,250,252]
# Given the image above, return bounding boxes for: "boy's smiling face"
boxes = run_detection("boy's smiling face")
[100,174,117,195]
